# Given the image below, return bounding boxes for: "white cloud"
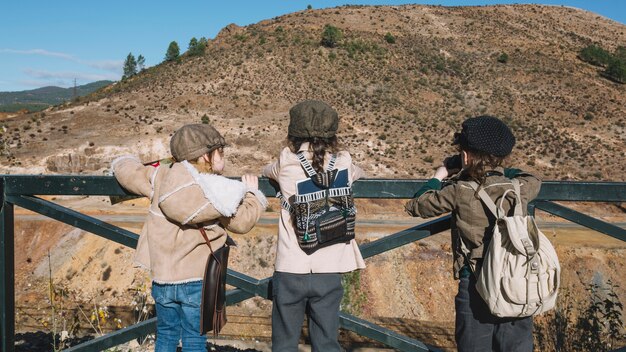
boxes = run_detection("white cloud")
[1,48,123,74]
[88,60,123,72]
[0,48,76,60]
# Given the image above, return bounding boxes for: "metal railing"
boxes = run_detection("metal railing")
[1,175,625,351]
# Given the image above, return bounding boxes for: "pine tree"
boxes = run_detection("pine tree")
[137,54,145,71]
[188,37,206,56]
[198,37,208,53]
[188,37,198,52]
[164,41,180,62]
[122,53,137,79]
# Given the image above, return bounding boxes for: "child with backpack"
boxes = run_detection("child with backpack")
[262,100,366,352]
[112,124,267,352]
[405,116,544,352]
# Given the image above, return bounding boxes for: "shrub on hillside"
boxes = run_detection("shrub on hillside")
[579,45,612,67]
[497,52,509,64]
[535,281,625,351]
[384,32,396,44]
[603,58,626,84]
[615,46,626,61]
[321,24,342,48]
[578,44,626,84]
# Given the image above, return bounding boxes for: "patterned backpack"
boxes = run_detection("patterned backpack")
[465,179,560,317]
[280,152,356,254]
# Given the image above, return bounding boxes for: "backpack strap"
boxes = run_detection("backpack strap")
[510,179,524,216]
[296,152,317,177]
[277,191,293,213]
[467,181,502,218]
[327,154,337,172]
[469,180,524,218]
[297,152,337,175]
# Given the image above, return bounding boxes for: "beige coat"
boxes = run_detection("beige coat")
[262,144,366,274]
[112,155,267,284]
[405,168,541,279]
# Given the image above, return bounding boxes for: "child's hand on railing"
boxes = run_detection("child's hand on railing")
[242,174,259,190]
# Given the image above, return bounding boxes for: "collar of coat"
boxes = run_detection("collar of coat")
[181,161,249,217]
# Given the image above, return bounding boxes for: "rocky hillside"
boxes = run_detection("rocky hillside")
[1,4,625,181]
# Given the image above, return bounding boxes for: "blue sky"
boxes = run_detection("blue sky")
[2,0,625,92]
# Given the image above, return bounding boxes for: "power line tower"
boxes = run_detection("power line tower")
[73,78,77,100]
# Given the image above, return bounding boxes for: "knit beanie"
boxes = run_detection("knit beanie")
[453,116,515,157]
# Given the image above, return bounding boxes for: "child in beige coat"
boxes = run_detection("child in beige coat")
[112,124,266,352]
[262,100,365,352]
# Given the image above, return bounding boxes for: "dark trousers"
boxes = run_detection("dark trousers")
[271,271,344,352]
[455,275,533,352]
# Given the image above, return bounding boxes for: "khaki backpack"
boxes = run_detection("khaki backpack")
[464,179,560,318]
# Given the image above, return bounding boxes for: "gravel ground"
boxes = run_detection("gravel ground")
[14,332,264,352]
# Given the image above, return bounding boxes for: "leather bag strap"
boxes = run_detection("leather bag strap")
[199,227,215,255]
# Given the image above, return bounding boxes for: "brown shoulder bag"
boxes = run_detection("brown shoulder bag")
[199,228,233,336]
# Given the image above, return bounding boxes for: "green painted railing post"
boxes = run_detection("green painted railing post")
[0,177,16,352]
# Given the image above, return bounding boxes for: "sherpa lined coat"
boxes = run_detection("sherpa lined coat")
[112,155,267,284]
[262,143,366,274]
[405,167,541,279]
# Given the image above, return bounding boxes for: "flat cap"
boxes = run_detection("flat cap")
[288,100,338,138]
[170,124,226,162]
[453,116,515,157]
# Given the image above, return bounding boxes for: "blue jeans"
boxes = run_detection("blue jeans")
[152,281,207,352]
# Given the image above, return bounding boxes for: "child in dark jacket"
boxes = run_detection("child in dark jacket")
[405,116,541,352]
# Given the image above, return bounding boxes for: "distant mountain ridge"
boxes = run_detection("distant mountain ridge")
[0,80,113,112]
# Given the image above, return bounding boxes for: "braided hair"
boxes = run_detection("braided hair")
[288,136,339,173]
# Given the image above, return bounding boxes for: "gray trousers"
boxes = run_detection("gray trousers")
[271,271,344,352]
[455,275,533,352]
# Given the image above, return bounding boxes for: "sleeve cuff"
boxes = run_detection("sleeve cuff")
[414,178,442,198]
[504,168,522,178]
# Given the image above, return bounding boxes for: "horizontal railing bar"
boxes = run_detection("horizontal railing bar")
[3,176,626,201]
[2,176,278,197]
[226,270,271,298]
[534,201,626,242]
[63,317,156,352]
[537,181,626,202]
[359,216,451,259]
[4,176,128,197]
[226,288,256,305]
[6,195,139,248]
[339,312,437,352]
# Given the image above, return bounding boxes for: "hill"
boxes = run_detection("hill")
[0,4,625,181]
[0,80,113,113]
